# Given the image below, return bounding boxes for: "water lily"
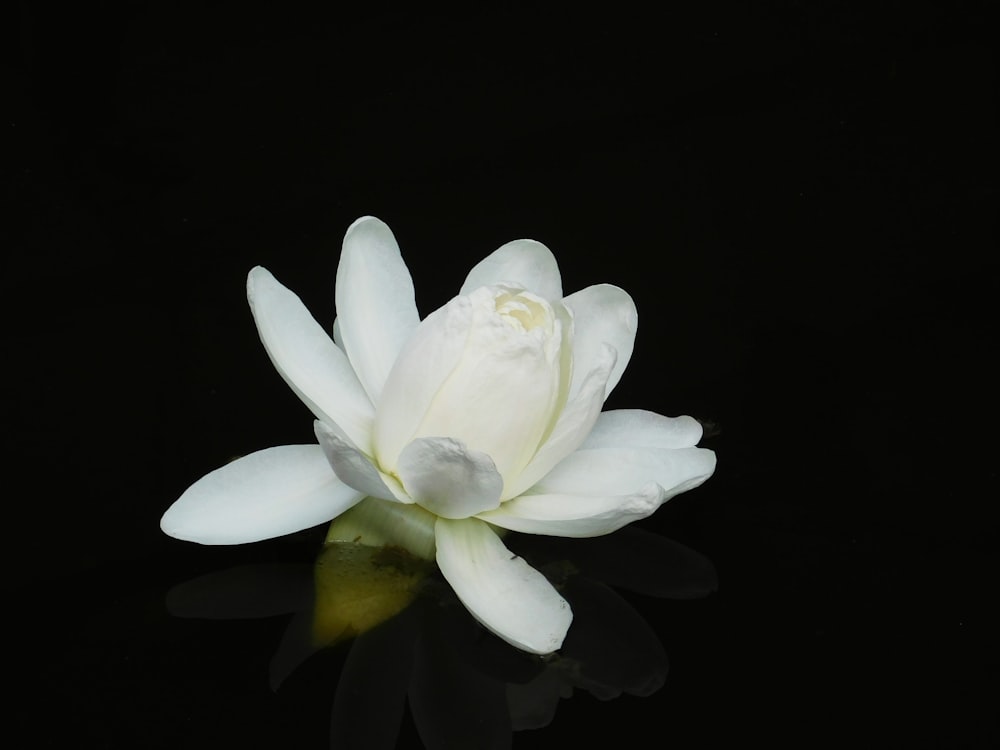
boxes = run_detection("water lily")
[161,216,716,654]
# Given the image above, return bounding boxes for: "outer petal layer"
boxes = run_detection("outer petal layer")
[435,517,572,654]
[397,437,503,519]
[531,445,717,497]
[479,483,666,538]
[314,421,409,503]
[561,284,637,400]
[459,239,562,301]
[485,444,717,538]
[161,445,364,544]
[582,409,704,451]
[506,343,616,498]
[335,217,420,403]
[248,267,374,452]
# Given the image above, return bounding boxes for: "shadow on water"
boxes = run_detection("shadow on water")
[166,526,717,749]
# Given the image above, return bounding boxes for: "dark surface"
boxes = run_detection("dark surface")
[8,4,995,748]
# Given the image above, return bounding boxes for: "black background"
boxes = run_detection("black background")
[8,3,995,748]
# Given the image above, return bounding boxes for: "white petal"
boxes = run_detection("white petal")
[336,217,420,402]
[434,518,572,654]
[401,288,564,485]
[373,295,474,470]
[460,239,562,300]
[161,445,365,545]
[332,316,344,350]
[248,267,375,453]
[397,437,503,519]
[533,445,717,498]
[375,288,565,486]
[562,284,637,400]
[506,344,616,498]
[582,409,704,450]
[314,421,410,503]
[478,482,666,538]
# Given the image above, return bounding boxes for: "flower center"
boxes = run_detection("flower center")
[493,288,552,333]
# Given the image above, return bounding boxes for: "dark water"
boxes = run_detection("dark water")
[8,4,994,748]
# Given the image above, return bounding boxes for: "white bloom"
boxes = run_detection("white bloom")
[161,216,716,654]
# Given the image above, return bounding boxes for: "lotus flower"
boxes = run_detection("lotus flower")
[161,216,715,654]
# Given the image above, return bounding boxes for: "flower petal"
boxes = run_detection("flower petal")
[397,437,503,519]
[375,287,566,486]
[582,409,704,451]
[373,295,474,470]
[478,483,666,538]
[434,517,572,654]
[533,445,717,497]
[332,317,344,350]
[248,267,374,452]
[314,421,409,503]
[506,343,616,498]
[460,239,562,300]
[562,284,637,400]
[336,217,420,402]
[161,445,365,544]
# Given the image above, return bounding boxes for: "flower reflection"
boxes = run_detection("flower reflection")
[167,528,716,747]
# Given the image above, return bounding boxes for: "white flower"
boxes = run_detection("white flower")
[161,216,716,654]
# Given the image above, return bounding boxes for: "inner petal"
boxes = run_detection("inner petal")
[396,437,503,519]
[407,286,564,489]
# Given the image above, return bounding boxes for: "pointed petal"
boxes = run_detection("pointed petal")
[397,437,503,519]
[506,344,616,498]
[247,267,374,452]
[336,217,420,402]
[532,445,717,497]
[479,483,666,538]
[314,421,410,503]
[582,409,704,451]
[562,284,637,400]
[460,239,562,300]
[161,445,365,544]
[434,518,572,654]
